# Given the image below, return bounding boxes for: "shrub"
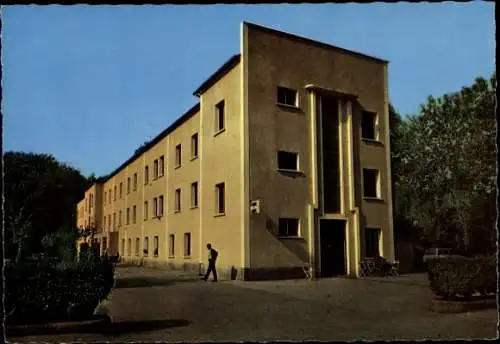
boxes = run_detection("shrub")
[427,254,497,300]
[5,259,114,325]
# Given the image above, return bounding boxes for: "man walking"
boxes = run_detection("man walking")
[203,243,218,282]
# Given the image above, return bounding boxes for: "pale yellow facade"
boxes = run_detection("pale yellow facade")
[76,22,394,280]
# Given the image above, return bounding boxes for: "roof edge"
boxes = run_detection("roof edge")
[193,54,241,96]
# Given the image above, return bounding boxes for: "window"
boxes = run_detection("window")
[215,100,225,132]
[154,159,159,179]
[121,239,125,256]
[277,86,297,106]
[119,182,123,198]
[361,111,377,140]
[159,155,165,176]
[127,177,131,194]
[169,234,175,257]
[135,238,140,256]
[363,168,380,198]
[118,210,122,226]
[104,192,107,205]
[126,208,130,225]
[278,218,299,237]
[159,195,164,216]
[191,182,198,208]
[108,214,111,230]
[114,186,117,200]
[127,238,132,256]
[132,205,137,224]
[133,173,137,191]
[175,189,181,212]
[184,232,191,257]
[154,236,159,257]
[144,237,149,256]
[109,189,112,203]
[215,183,225,214]
[191,133,198,158]
[144,166,149,185]
[153,197,158,218]
[144,201,148,220]
[102,237,107,255]
[103,216,107,229]
[365,228,381,258]
[175,144,182,167]
[113,213,116,228]
[277,151,299,171]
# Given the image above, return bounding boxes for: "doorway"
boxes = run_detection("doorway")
[319,219,346,277]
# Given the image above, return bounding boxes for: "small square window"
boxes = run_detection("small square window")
[169,234,175,257]
[184,232,191,257]
[175,144,182,167]
[277,87,297,107]
[278,218,299,237]
[175,188,181,212]
[363,168,380,198]
[215,183,225,214]
[365,228,381,258]
[191,133,199,158]
[277,151,298,171]
[191,182,198,208]
[362,111,377,140]
[215,100,225,132]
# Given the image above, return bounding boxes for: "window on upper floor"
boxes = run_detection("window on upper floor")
[278,218,299,237]
[159,195,164,217]
[153,159,159,179]
[159,155,165,176]
[277,86,298,107]
[191,133,199,159]
[127,177,131,194]
[126,208,130,225]
[119,183,123,199]
[153,197,158,218]
[114,186,117,201]
[118,210,122,226]
[175,144,182,167]
[127,238,132,256]
[215,182,225,215]
[144,166,149,185]
[133,173,138,191]
[175,188,181,212]
[144,201,148,220]
[109,189,112,203]
[104,191,107,205]
[215,100,225,132]
[277,151,299,171]
[361,111,378,140]
[135,237,140,256]
[144,236,149,256]
[132,205,137,224]
[184,232,191,257]
[363,168,380,198]
[169,234,175,257]
[191,182,198,208]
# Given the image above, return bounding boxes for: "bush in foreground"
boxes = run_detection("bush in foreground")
[5,259,115,325]
[427,254,496,300]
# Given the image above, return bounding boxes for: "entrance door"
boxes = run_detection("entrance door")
[320,219,346,277]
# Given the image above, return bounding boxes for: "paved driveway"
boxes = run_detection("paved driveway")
[13,267,498,342]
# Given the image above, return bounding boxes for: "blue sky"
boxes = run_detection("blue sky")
[3,3,495,178]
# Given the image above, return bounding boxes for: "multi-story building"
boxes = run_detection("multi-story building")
[76,22,394,280]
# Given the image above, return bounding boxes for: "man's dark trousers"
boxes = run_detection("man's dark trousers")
[204,259,218,281]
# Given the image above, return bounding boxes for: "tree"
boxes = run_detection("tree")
[4,151,92,259]
[397,74,496,253]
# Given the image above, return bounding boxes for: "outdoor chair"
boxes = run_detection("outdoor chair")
[302,263,313,280]
[389,260,400,276]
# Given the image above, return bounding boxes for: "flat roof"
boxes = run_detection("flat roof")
[100,103,200,183]
[243,22,388,64]
[193,54,241,96]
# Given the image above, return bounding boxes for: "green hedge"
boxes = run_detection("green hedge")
[5,259,115,325]
[427,255,497,300]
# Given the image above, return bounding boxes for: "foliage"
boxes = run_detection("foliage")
[426,255,497,300]
[394,74,496,252]
[41,229,80,264]
[5,259,115,325]
[4,151,92,260]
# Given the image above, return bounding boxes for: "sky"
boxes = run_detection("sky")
[3,3,495,178]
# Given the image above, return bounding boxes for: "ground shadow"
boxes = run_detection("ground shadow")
[101,319,191,335]
[114,276,199,289]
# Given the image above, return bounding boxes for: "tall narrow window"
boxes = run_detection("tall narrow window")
[361,111,377,140]
[175,189,181,212]
[191,182,198,208]
[363,168,380,198]
[153,159,159,179]
[135,238,140,256]
[127,238,132,256]
[118,210,122,226]
[119,182,123,198]
[215,100,225,132]
[215,182,225,214]
[159,195,164,216]
[144,237,149,256]
[144,166,149,185]
[133,173,137,190]
[109,189,112,203]
[103,216,107,229]
[126,208,130,225]
[277,151,299,171]
[278,218,300,237]
[169,234,175,257]
[113,212,116,228]
[184,232,191,257]
[175,144,182,167]
[365,228,381,258]
[132,205,137,224]
[144,201,148,220]
[114,186,117,200]
[104,191,107,205]
[159,155,165,176]
[108,215,111,230]
[277,86,298,106]
[154,236,159,257]
[191,133,199,158]
[153,197,158,218]
[121,239,125,256]
[127,177,131,194]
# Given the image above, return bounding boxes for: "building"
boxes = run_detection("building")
[76,22,394,280]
